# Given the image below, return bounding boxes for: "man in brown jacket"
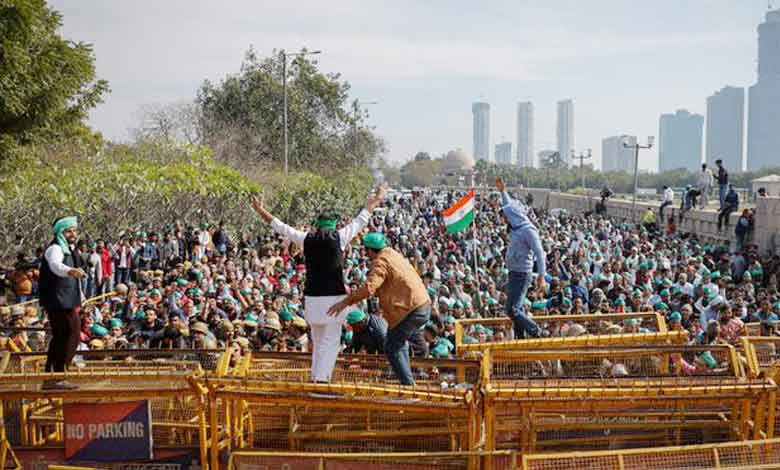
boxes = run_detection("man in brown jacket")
[327,233,431,385]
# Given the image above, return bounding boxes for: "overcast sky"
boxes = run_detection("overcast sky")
[51,1,769,170]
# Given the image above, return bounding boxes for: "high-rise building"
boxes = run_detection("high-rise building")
[516,102,534,167]
[601,135,636,174]
[659,109,704,173]
[495,142,512,166]
[706,86,745,172]
[472,102,490,161]
[747,9,780,171]
[556,99,574,166]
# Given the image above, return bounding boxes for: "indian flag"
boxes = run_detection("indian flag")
[442,190,475,234]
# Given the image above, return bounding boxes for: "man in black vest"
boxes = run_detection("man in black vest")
[39,216,87,389]
[251,184,387,382]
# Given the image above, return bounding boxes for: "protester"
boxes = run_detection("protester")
[715,159,729,208]
[697,164,714,209]
[718,185,739,232]
[250,184,387,382]
[38,216,87,389]
[659,185,674,220]
[327,232,431,385]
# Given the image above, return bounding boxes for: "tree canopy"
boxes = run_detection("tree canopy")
[0,0,109,158]
[195,48,385,172]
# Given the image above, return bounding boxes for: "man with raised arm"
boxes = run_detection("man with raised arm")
[496,178,547,339]
[251,184,388,382]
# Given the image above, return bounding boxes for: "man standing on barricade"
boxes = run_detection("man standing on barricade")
[39,216,87,389]
[496,177,547,339]
[327,233,431,385]
[251,184,387,383]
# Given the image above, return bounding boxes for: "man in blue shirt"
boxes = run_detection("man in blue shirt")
[496,178,547,339]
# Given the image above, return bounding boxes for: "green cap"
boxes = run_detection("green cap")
[109,319,123,329]
[654,302,669,311]
[532,300,549,310]
[346,309,367,325]
[363,233,386,250]
[710,271,721,280]
[279,309,294,321]
[698,351,718,369]
[624,318,639,327]
[431,343,450,358]
[660,289,670,297]
[669,311,682,323]
[176,278,189,287]
[614,298,626,307]
[90,324,109,338]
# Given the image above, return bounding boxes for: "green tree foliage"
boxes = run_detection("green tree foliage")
[196,48,384,172]
[0,0,109,158]
[400,158,443,188]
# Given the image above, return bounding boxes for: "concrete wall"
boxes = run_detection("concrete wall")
[515,188,780,254]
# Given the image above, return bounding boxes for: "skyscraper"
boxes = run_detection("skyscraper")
[747,9,780,171]
[495,142,512,166]
[659,110,704,173]
[516,102,534,168]
[472,102,490,161]
[556,99,574,166]
[706,86,745,172]
[601,135,636,174]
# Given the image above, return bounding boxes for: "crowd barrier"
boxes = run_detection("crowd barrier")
[457,330,688,358]
[229,450,517,470]
[520,437,780,470]
[480,344,775,455]
[454,312,667,350]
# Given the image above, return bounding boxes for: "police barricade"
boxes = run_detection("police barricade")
[228,450,518,470]
[520,437,780,470]
[742,337,780,439]
[236,351,482,386]
[480,344,776,458]
[0,359,211,470]
[454,312,668,351]
[204,377,480,470]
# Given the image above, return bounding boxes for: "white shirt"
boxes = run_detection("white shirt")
[270,209,371,252]
[44,244,75,278]
[662,187,674,204]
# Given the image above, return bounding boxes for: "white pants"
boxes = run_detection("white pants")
[305,295,349,382]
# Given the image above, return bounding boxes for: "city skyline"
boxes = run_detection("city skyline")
[51,1,773,172]
[705,86,745,172]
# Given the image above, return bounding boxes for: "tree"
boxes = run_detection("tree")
[414,151,431,162]
[0,0,109,158]
[131,101,203,146]
[195,47,383,172]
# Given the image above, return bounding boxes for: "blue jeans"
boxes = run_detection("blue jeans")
[385,304,431,385]
[505,271,540,339]
[719,184,728,208]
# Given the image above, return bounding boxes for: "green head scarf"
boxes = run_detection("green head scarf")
[314,218,337,231]
[53,216,78,255]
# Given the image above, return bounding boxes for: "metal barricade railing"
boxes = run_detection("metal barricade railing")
[479,345,776,456]
[455,312,668,351]
[229,450,518,470]
[521,437,780,470]
[205,376,480,470]
[458,330,689,359]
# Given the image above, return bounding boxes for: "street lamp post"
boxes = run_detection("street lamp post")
[352,100,378,167]
[281,49,322,176]
[573,149,593,207]
[623,136,655,220]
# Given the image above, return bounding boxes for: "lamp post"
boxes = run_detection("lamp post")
[573,148,592,207]
[352,100,378,167]
[623,136,655,220]
[281,49,322,176]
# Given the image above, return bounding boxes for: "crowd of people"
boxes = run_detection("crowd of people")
[1,183,779,372]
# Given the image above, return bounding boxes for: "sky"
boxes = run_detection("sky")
[51,0,771,171]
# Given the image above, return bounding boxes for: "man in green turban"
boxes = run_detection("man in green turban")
[39,216,86,389]
[250,184,388,383]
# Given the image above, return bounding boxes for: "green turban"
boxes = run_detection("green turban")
[109,318,123,329]
[363,233,386,250]
[279,309,294,321]
[346,309,367,325]
[53,216,78,255]
[668,311,682,323]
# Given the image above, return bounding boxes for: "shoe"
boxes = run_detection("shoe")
[42,380,78,390]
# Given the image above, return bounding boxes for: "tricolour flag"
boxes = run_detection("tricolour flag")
[442,190,475,234]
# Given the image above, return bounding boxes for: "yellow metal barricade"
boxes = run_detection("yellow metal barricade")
[229,450,518,470]
[458,330,688,358]
[521,437,780,470]
[455,312,668,351]
[480,345,775,455]
[206,377,480,470]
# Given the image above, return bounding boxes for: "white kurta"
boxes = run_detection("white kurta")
[271,210,370,381]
